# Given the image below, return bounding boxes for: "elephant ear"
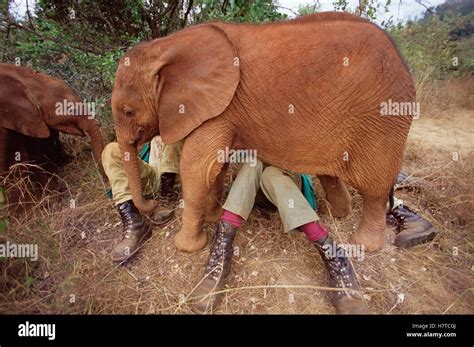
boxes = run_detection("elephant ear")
[157,24,240,144]
[0,74,50,138]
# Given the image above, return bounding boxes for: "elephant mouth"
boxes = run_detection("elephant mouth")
[129,127,145,146]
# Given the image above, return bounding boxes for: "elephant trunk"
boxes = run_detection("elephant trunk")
[118,141,158,212]
[83,122,107,181]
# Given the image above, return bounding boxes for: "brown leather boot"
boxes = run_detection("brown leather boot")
[191,221,237,314]
[111,200,152,263]
[151,172,178,225]
[315,237,369,314]
[387,204,438,248]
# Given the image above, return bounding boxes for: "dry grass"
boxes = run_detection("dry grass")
[0,78,473,314]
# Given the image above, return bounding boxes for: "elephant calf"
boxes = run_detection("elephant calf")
[0,64,106,183]
[111,12,415,252]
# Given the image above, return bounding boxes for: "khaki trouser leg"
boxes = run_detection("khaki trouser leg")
[158,140,183,174]
[222,160,264,220]
[260,166,319,232]
[102,142,160,206]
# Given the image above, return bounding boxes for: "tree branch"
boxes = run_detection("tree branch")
[10,21,104,55]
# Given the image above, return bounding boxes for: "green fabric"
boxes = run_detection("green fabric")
[299,174,317,210]
[139,142,151,163]
[106,188,113,199]
[106,142,151,199]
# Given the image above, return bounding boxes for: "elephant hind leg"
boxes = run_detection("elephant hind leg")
[350,192,387,252]
[318,175,352,218]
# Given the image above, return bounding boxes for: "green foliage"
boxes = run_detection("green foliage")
[332,0,392,24]
[194,0,286,23]
[2,0,286,113]
[390,0,473,80]
[298,3,320,16]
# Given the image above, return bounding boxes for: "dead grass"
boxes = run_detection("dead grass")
[0,78,473,314]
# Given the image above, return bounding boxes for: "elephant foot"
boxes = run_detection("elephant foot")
[350,228,384,252]
[320,201,352,218]
[174,228,208,252]
[318,176,352,218]
[205,206,223,223]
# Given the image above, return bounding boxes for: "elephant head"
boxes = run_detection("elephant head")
[111,24,240,211]
[0,64,106,179]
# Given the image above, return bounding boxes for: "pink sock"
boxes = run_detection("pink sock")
[221,210,244,228]
[300,221,329,242]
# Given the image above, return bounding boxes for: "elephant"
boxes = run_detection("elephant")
[0,63,105,179]
[111,12,415,253]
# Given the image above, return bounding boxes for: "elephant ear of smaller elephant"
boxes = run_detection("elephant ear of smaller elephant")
[0,74,50,138]
[156,24,240,144]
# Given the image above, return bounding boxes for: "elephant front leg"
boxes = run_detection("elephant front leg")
[350,193,387,252]
[204,163,228,223]
[174,126,232,252]
[176,158,226,252]
[318,175,352,218]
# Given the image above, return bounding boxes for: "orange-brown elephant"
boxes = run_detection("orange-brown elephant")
[0,63,105,179]
[111,12,415,253]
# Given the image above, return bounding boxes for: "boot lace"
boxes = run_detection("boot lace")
[321,244,355,296]
[205,231,233,281]
[158,191,174,207]
[389,205,414,231]
[118,207,134,237]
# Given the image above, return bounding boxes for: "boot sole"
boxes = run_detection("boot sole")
[111,224,153,263]
[191,268,232,314]
[191,290,226,315]
[394,227,437,248]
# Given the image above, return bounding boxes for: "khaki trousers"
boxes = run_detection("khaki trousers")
[101,139,183,205]
[223,160,319,232]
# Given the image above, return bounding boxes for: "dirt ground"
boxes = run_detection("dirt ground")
[0,78,472,314]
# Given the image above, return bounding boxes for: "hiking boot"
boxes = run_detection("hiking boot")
[315,237,369,314]
[387,204,438,248]
[111,200,152,263]
[151,172,178,225]
[192,221,238,314]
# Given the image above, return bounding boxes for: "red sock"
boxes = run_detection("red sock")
[221,210,244,228]
[299,221,329,243]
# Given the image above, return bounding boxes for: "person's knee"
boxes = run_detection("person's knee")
[238,161,260,173]
[101,142,120,163]
[260,166,284,190]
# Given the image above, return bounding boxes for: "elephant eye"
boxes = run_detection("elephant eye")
[123,106,135,118]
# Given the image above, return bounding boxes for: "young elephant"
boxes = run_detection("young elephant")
[0,63,105,178]
[111,12,415,253]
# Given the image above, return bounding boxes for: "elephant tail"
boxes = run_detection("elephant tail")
[387,186,395,214]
